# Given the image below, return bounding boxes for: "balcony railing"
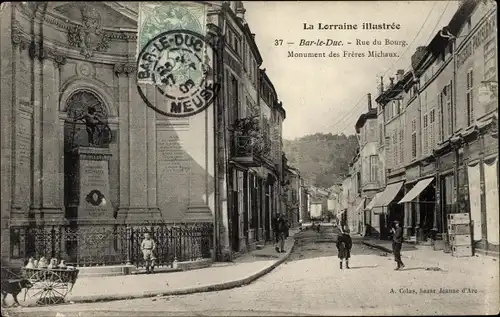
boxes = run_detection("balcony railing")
[231,135,261,167]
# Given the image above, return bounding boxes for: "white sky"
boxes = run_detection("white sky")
[243,1,461,140]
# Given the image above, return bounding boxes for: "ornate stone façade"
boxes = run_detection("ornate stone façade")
[1,2,215,264]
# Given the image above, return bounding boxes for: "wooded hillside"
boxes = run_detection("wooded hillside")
[283,133,359,188]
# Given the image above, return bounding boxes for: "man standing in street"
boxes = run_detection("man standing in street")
[391,220,405,270]
[275,213,287,253]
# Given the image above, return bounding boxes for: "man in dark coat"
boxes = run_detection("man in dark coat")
[391,220,405,270]
[271,213,279,243]
[336,226,352,269]
[275,213,287,253]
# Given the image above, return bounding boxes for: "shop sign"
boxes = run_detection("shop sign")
[457,13,497,68]
[440,152,455,171]
[405,165,420,181]
[421,162,436,176]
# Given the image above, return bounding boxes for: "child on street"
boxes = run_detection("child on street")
[141,232,157,274]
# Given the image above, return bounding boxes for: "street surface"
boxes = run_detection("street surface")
[4,228,499,316]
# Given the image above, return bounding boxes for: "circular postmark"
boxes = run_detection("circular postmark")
[136,29,219,118]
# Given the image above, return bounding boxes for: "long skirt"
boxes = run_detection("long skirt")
[338,246,351,259]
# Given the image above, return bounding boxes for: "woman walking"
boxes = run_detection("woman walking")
[336,227,352,269]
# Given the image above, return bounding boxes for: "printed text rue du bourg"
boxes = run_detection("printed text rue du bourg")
[283,22,407,59]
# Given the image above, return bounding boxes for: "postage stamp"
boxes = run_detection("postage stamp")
[136,29,219,118]
[137,1,207,66]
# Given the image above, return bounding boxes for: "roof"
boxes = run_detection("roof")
[354,108,377,133]
[375,71,413,104]
[223,2,263,65]
[414,0,479,74]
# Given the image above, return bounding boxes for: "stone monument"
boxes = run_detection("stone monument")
[68,105,115,224]
[64,104,118,265]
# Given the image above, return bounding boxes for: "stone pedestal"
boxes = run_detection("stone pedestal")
[70,147,115,224]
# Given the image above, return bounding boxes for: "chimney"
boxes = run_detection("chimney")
[379,76,384,94]
[367,93,372,110]
[235,1,246,19]
[396,69,405,82]
[389,77,395,87]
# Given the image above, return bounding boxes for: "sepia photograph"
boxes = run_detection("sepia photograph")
[0,1,498,316]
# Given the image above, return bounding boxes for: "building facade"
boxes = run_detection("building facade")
[342,150,364,234]
[1,1,293,266]
[282,165,302,228]
[327,184,343,223]
[351,94,383,236]
[365,0,498,255]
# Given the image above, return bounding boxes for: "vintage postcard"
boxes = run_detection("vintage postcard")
[1,1,498,316]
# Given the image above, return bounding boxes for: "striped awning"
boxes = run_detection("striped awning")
[365,192,383,211]
[398,177,435,204]
[372,181,404,208]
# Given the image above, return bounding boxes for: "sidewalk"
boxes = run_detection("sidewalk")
[16,238,295,306]
[362,237,499,275]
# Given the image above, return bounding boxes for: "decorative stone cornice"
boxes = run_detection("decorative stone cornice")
[18,4,138,42]
[28,42,67,66]
[11,20,28,51]
[114,63,136,76]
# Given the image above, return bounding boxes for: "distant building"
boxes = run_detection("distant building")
[282,165,302,228]
[327,184,343,221]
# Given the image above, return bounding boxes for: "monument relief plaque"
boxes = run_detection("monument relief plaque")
[157,132,191,215]
[74,147,114,222]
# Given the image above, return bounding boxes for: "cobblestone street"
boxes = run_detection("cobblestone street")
[5,228,499,316]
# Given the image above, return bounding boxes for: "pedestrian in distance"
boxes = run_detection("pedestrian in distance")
[141,232,157,274]
[272,213,279,243]
[336,226,352,269]
[275,213,287,253]
[391,220,405,270]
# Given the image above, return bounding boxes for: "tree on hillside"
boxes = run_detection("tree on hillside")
[283,133,358,188]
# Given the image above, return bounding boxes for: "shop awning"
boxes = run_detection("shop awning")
[372,181,404,208]
[365,192,383,211]
[398,177,435,204]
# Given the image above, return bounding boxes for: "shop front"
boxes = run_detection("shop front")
[353,198,366,234]
[464,116,499,255]
[369,181,405,240]
[399,159,438,243]
[434,142,457,251]
[365,193,383,237]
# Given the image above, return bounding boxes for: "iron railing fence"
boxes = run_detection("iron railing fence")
[10,223,213,269]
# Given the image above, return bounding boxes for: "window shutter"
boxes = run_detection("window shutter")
[449,80,454,132]
[399,128,404,164]
[423,114,428,155]
[469,70,474,121]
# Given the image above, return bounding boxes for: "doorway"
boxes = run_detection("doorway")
[264,186,270,241]
[230,169,240,252]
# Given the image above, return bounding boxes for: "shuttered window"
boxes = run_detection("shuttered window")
[429,108,436,149]
[399,127,404,164]
[438,91,444,142]
[423,114,428,155]
[446,81,453,136]
[466,69,474,126]
[411,118,417,158]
